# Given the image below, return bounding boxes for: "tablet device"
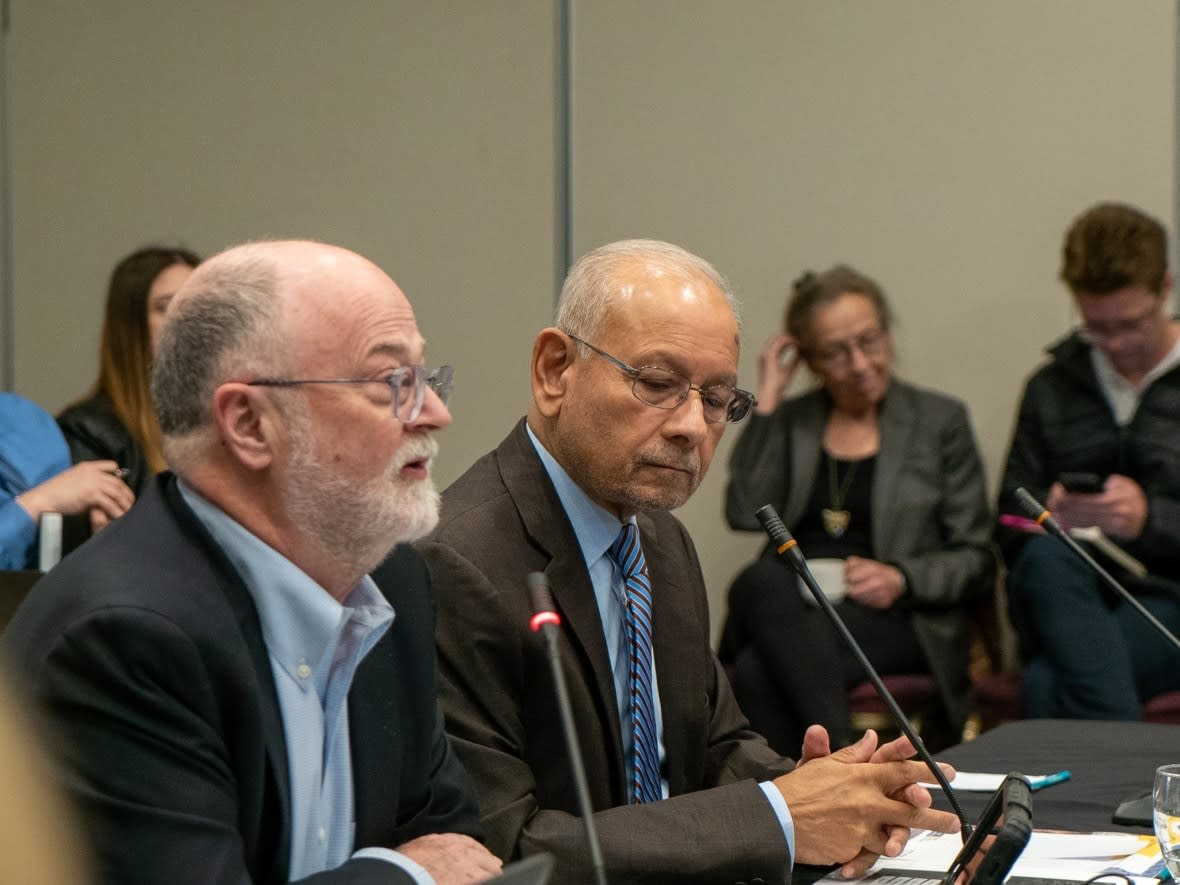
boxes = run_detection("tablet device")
[943,773,1033,885]
[859,773,1032,885]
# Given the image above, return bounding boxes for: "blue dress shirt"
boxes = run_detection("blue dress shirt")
[524,425,794,856]
[0,393,72,569]
[180,482,436,884]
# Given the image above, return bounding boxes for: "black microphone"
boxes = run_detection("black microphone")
[1012,488,1180,654]
[527,572,609,885]
[754,504,972,841]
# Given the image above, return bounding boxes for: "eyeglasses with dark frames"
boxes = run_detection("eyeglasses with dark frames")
[246,364,454,424]
[565,333,756,424]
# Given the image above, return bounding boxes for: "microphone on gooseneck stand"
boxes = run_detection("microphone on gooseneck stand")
[1015,487,1180,828]
[526,572,610,885]
[1013,487,1180,654]
[754,504,972,842]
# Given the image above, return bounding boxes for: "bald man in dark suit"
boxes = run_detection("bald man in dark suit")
[422,240,958,884]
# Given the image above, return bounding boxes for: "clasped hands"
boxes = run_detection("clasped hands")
[774,726,958,879]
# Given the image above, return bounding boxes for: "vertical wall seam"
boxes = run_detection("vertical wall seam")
[1,0,12,391]
[555,0,573,301]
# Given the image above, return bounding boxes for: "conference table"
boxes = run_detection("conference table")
[799,719,1177,885]
[934,718,1179,833]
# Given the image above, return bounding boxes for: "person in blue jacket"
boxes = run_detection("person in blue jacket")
[0,392,133,569]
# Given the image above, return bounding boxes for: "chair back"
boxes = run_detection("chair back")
[0,570,40,632]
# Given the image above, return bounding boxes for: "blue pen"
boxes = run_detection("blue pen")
[1031,770,1071,790]
[1158,864,1172,882]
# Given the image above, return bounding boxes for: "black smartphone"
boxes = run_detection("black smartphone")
[941,774,1033,885]
[1059,471,1106,494]
[1112,790,1153,827]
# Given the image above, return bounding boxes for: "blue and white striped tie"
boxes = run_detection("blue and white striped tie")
[609,522,662,804]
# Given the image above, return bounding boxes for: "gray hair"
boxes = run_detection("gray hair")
[151,252,281,465]
[554,239,740,344]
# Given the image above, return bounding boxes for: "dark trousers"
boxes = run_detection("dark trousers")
[720,556,928,756]
[1007,535,1180,719]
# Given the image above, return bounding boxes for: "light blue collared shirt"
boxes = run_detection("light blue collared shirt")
[525,426,794,858]
[180,482,435,884]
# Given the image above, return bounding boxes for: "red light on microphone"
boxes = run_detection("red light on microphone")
[530,611,561,632]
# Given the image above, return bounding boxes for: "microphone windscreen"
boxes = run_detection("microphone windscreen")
[527,571,556,616]
[755,504,790,546]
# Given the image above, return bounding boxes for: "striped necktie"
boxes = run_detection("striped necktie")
[608,522,662,804]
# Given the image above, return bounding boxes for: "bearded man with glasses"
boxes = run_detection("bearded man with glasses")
[999,202,1180,720]
[5,240,503,884]
[420,239,959,884]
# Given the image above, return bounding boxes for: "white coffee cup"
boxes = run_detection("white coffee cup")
[798,557,847,606]
[38,512,63,572]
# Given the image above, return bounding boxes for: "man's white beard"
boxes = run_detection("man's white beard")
[284,423,441,578]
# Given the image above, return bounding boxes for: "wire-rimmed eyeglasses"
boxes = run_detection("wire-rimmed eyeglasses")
[565,333,756,424]
[810,328,889,370]
[1077,303,1160,344]
[246,364,454,424]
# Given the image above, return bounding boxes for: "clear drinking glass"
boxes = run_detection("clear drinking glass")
[1153,764,1180,876]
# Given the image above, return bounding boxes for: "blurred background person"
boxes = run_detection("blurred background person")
[997,202,1180,720]
[0,671,93,884]
[720,264,995,754]
[58,245,200,497]
[0,392,134,568]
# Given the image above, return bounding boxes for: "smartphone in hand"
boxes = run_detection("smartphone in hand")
[1058,471,1106,494]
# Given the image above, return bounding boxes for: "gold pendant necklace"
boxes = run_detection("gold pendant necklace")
[822,453,859,538]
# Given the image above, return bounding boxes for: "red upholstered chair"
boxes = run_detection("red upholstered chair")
[1142,691,1180,724]
[969,679,1180,726]
[962,573,1024,737]
[970,670,1022,732]
[848,583,1015,749]
[848,674,944,745]
[0,570,39,631]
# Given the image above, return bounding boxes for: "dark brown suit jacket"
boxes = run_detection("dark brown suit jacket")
[420,420,795,884]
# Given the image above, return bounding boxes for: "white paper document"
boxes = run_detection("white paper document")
[919,772,1068,792]
[820,829,1161,885]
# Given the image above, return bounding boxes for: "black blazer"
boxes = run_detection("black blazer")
[4,473,480,885]
[57,392,153,496]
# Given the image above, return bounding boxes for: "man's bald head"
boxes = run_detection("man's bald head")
[151,239,395,471]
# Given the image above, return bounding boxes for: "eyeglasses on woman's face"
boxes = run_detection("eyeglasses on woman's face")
[809,328,888,370]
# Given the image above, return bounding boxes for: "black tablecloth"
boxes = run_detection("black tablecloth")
[935,718,1180,833]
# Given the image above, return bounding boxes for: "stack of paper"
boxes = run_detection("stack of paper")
[823,830,1162,885]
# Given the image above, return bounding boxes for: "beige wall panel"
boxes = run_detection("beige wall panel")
[5,1,1176,649]
[571,1,1175,641]
[7,0,557,490]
